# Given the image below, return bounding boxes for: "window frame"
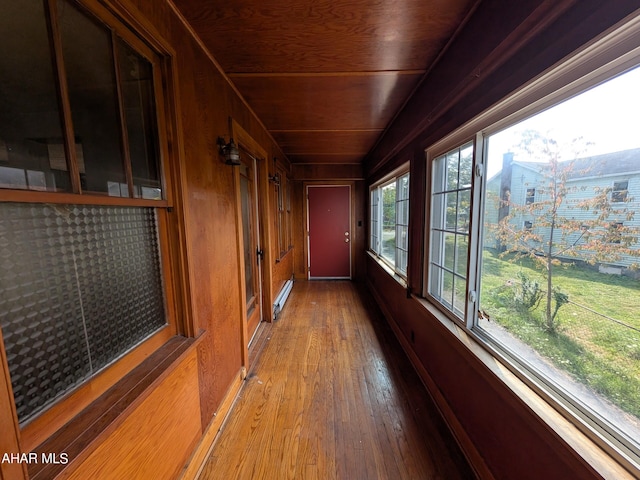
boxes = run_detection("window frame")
[369,167,411,279]
[425,141,478,323]
[612,180,629,203]
[0,0,185,453]
[421,13,640,474]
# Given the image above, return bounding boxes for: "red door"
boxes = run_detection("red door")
[307,185,351,279]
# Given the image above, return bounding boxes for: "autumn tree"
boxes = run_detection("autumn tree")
[494,130,640,332]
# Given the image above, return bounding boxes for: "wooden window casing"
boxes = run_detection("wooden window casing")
[0,0,185,453]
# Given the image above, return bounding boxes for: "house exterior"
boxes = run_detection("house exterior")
[486,148,640,272]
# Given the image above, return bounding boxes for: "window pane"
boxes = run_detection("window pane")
[370,189,379,253]
[454,234,468,277]
[446,151,459,190]
[381,182,396,265]
[0,1,70,192]
[240,174,255,303]
[59,0,127,195]
[445,192,458,229]
[478,66,640,447]
[453,275,466,318]
[0,203,166,423]
[457,190,470,233]
[116,39,162,200]
[395,173,410,275]
[429,145,472,319]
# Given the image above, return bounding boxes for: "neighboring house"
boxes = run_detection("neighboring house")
[485,148,640,272]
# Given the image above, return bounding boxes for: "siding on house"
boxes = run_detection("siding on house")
[485,149,640,268]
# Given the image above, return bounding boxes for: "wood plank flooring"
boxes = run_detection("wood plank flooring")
[197,280,474,480]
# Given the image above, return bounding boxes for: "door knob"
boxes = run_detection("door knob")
[345,238,349,243]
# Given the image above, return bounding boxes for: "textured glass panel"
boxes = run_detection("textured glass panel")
[58,0,126,195]
[0,1,70,192]
[0,203,166,423]
[116,39,162,199]
[72,205,166,369]
[0,204,90,421]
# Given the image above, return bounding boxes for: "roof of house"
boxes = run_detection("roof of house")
[514,147,640,180]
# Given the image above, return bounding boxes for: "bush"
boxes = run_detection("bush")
[515,272,543,312]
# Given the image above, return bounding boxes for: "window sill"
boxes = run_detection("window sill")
[27,334,204,480]
[367,251,407,287]
[412,296,639,479]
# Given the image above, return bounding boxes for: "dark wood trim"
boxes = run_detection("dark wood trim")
[231,119,274,323]
[111,33,136,199]
[0,328,28,480]
[46,0,82,194]
[0,189,169,207]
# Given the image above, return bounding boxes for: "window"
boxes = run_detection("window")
[275,168,292,258]
[525,188,536,204]
[612,180,629,202]
[0,0,173,429]
[370,171,410,277]
[424,24,640,470]
[428,144,472,319]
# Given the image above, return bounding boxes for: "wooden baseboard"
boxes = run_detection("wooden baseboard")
[179,372,244,480]
[366,279,495,480]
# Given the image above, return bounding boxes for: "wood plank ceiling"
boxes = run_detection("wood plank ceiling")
[172,0,478,165]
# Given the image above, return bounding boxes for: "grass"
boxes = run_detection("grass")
[480,249,640,419]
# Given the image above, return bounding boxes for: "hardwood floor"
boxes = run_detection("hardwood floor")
[197,280,475,480]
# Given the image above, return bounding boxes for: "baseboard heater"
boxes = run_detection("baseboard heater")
[273,278,294,320]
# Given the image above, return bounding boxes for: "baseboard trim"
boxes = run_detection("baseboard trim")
[179,372,244,480]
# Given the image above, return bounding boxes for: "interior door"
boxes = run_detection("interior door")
[307,185,351,279]
[239,153,262,342]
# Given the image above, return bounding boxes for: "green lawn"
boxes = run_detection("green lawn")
[479,249,640,419]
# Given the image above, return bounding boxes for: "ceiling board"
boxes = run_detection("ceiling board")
[229,73,423,131]
[287,154,364,164]
[172,0,478,164]
[176,0,475,73]
[271,130,381,155]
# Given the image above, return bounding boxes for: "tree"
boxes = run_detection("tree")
[493,130,640,332]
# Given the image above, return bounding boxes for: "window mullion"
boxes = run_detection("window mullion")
[376,188,382,253]
[395,177,401,270]
[46,0,82,194]
[466,133,485,328]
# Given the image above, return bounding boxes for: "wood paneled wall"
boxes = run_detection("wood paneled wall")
[363,1,640,478]
[0,0,296,477]
[65,349,201,480]
[105,0,294,430]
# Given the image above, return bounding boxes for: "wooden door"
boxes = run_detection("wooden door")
[239,154,262,341]
[307,185,351,279]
